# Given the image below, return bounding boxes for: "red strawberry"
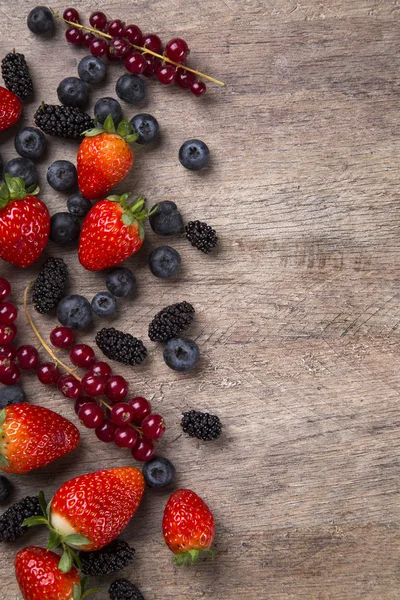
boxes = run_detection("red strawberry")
[0,86,22,132]
[49,466,145,551]
[78,193,151,271]
[77,115,137,200]
[0,403,80,474]
[15,546,80,600]
[0,174,49,268]
[163,489,215,565]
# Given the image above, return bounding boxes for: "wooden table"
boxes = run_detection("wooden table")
[1,1,400,598]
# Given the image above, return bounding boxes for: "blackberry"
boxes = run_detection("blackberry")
[148,301,195,342]
[32,257,68,314]
[80,540,135,576]
[0,495,41,542]
[96,328,147,366]
[181,410,222,441]
[1,51,33,101]
[185,220,218,254]
[34,103,94,139]
[109,579,145,600]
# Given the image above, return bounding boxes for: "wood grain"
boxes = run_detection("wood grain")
[1,0,400,598]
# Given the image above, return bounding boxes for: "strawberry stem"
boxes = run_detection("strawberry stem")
[173,548,214,566]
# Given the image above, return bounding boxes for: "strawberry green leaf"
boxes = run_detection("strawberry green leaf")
[26,184,40,196]
[125,132,139,143]
[117,119,132,137]
[138,222,145,241]
[122,212,135,226]
[63,533,91,546]
[22,516,49,527]
[59,548,73,573]
[0,409,6,427]
[81,588,101,598]
[0,184,10,205]
[46,499,52,520]
[5,175,26,200]
[68,547,82,571]
[103,114,116,134]
[106,195,121,203]
[38,491,47,517]
[47,529,62,550]
[72,584,82,600]
[0,455,9,467]
[83,127,104,137]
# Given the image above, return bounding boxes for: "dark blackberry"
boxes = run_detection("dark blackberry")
[109,579,145,600]
[0,495,41,542]
[148,301,195,342]
[185,220,218,254]
[32,257,68,314]
[80,540,135,576]
[34,103,94,139]
[181,410,222,441]
[96,328,147,366]
[1,51,33,101]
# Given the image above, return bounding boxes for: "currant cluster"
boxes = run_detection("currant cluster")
[62,7,207,96]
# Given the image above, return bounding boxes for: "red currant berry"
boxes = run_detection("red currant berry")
[123,24,142,44]
[0,363,20,385]
[58,374,82,399]
[83,32,95,47]
[157,64,176,85]
[89,11,107,31]
[0,344,16,361]
[132,438,155,462]
[175,69,196,89]
[65,27,83,45]
[141,414,166,440]
[107,19,125,37]
[0,302,17,325]
[107,43,122,62]
[16,345,39,370]
[37,363,60,385]
[141,34,162,54]
[74,395,96,415]
[128,396,151,423]
[70,344,95,369]
[50,327,75,349]
[111,402,135,426]
[143,55,161,77]
[165,38,189,63]
[95,419,117,442]
[0,323,17,345]
[78,403,104,428]
[114,426,138,448]
[108,37,131,59]
[190,80,206,96]
[82,372,108,396]
[0,279,11,301]
[90,38,108,57]
[125,52,146,74]
[105,375,128,403]
[63,8,80,23]
[90,361,112,379]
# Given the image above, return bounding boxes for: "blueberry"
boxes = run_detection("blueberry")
[5,158,38,188]
[116,74,146,105]
[0,385,26,409]
[57,294,93,330]
[179,139,210,171]
[130,113,159,144]
[57,77,89,108]
[27,6,54,36]
[163,337,200,372]
[0,475,12,504]
[106,268,136,297]
[67,192,92,218]
[94,97,122,125]
[149,246,181,279]
[14,127,47,160]
[149,201,184,236]
[91,292,117,317]
[142,456,176,488]
[50,212,80,246]
[78,55,106,84]
[47,160,77,192]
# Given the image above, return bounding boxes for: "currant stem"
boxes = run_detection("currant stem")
[50,9,226,87]
[24,283,142,437]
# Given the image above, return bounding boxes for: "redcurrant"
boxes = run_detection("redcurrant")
[0,279,11,301]
[63,8,80,23]
[175,69,196,89]
[74,395,96,415]
[123,24,142,44]
[89,11,107,31]
[16,345,39,370]
[114,426,138,448]
[105,375,128,403]
[83,32,95,47]
[107,19,125,37]
[58,374,82,399]
[190,80,206,96]
[0,363,20,385]
[165,38,189,63]
[125,52,146,74]
[111,402,135,426]
[90,361,112,379]
[0,302,18,324]
[141,34,162,54]
[37,363,60,385]
[141,414,166,440]
[95,419,117,442]
[82,372,108,396]
[132,438,155,462]
[50,327,75,349]
[128,397,151,423]
[109,37,131,59]
[143,55,161,76]
[70,344,95,369]
[157,64,176,85]
[0,324,16,345]
[65,27,83,45]
[90,38,108,57]
[79,403,104,428]
[0,344,16,361]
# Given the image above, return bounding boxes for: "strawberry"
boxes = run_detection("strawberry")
[77,115,137,200]
[163,489,215,566]
[0,86,22,132]
[78,193,152,271]
[0,174,50,268]
[0,403,80,474]
[15,546,97,600]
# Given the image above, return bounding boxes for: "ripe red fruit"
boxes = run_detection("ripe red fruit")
[106,375,128,402]
[125,52,147,75]
[141,413,166,440]
[141,33,162,53]
[143,55,161,76]
[78,402,104,428]
[114,425,138,448]
[0,301,18,324]
[123,24,142,44]
[111,402,135,426]
[82,371,107,396]
[131,438,154,461]
[0,278,11,300]
[190,80,206,96]
[70,344,95,368]
[0,323,16,344]
[165,38,189,63]
[175,69,196,89]
[89,11,107,31]
[0,362,20,385]
[157,64,176,85]
[37,362,60,385]
[0,86,22,132]
[15,345,39,370]
[50,327,75,349]
[128,396,151,423]
[162,489,215,565]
